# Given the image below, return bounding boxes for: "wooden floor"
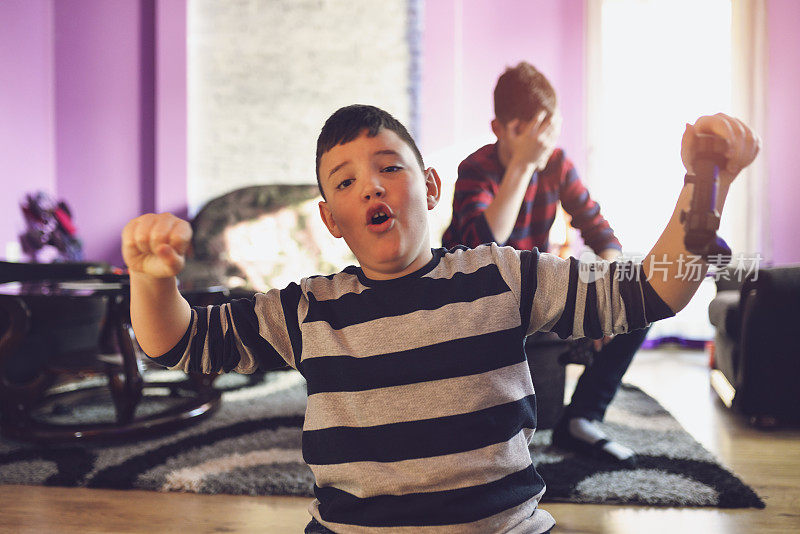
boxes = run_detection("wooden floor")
[1,348,799,533]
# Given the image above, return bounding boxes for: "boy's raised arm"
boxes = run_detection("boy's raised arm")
[642,113,760,313]
[121,213,193,357]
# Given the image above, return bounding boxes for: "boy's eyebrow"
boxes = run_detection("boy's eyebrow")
[328,160,350,180]
[327,149,402,180]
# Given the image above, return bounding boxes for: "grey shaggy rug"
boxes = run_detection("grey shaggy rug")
[0,370,763,508]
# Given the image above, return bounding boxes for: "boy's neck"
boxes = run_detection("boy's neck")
[359,246,435,281]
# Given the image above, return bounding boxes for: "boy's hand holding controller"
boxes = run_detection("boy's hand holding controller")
[682,113,759,184]
[121,213,193,358]
[645,112,759,312]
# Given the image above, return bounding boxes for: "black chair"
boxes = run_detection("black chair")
[708,264,800,426]
[0,261,221,443]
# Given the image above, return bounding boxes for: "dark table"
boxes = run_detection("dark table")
[0,279,220,443]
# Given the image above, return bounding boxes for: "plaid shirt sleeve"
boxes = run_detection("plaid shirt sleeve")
[558,155,622,253]
[442,159,499,248]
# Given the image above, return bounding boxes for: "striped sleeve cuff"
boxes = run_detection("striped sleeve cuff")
[641,276,676,323]
[143,298,291,374]
[526,255,675,339]
[145,309,195,368]
[615,262,675,331]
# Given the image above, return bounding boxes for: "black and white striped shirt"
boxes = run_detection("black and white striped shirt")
[150,244,673,533]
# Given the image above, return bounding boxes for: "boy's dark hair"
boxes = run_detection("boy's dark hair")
[315,104,425,198]
[494,62,557,124]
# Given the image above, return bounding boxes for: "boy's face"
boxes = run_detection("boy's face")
[318,128,441,280]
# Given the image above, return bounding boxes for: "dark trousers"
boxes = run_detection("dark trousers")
[305,519,335,533]
[562,326,650,421]
[306,519,552,533]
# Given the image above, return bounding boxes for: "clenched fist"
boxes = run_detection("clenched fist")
[121,213,192,278]
[681,113,760,186]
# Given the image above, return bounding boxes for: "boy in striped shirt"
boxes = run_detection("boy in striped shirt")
[122,105,758,533]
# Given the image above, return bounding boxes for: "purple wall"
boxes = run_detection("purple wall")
[419,0,457,155]
[1,0,797,265]
[54,0,148,266]
[420,0,586,171]
[155,0,188,219]
[0,0,187,266]
[767,0,800,264]
[0,0,56,259]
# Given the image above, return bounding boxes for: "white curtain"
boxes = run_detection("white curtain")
[585,0,768,341]
[728,0,770,263]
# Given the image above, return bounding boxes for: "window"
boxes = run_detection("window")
[586,0,732,256]
[586,0,736,341]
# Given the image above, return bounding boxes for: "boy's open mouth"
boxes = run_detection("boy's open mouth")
[366,203,394,230]
[371,212,389,225]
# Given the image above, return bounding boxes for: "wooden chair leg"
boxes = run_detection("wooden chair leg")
[106,294,143,424]
[0,288,221,444]
[0,296,55,427]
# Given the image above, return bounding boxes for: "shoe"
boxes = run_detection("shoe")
[551,416,638,468]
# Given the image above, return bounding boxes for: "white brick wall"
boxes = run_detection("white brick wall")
[188,0,416,214]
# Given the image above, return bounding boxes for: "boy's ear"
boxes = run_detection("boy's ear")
[491,118,505,140]
[318,200,343,239]
[424,168,442,210]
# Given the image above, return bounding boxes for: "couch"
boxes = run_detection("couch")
[708,264,800,425]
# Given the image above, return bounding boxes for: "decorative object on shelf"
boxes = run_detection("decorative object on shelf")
[18,191,83,262]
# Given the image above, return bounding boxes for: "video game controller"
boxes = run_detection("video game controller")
[680,132,732,267]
